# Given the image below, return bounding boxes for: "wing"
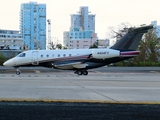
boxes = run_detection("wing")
[54,62,89,69]
[53,54,92,69]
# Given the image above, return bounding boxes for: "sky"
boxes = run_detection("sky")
[0,0,160,43]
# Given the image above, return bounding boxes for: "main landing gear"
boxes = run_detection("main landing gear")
[74,70,88,76]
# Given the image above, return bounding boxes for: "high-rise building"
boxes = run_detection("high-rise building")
[20,2,46,50]
[70,6,95,32]
[151,21,160,38]
[63,6,97,49]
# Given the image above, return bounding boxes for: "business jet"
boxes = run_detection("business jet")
[3,25,153,75]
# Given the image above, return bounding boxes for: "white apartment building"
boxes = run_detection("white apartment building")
[0,29,23,50]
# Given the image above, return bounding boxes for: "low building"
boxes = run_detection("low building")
[64,31,98,49]
[0,29,23,50]
[98,39,110,48]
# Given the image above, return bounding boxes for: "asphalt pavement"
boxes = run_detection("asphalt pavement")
[0,102,160,120]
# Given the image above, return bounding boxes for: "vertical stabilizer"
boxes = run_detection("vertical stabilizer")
[110,25,153,51]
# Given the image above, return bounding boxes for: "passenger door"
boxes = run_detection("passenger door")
[32,51,39,65]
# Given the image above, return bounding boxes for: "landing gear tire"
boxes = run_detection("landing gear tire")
[77,71,82,75]
[16,70,21,75]
[75,70,88,76]
[82,71,88,75]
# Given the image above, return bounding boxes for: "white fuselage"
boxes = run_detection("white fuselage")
[3,48,120,67]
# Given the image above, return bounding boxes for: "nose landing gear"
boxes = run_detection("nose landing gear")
[16,69,21,75]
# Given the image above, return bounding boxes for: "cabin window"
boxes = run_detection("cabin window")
[58,54,60,57]
[17,53,26,57]
[41,55,43,58]
[63,54,66,57]
[46,54,49,57]
[69,54,72,57]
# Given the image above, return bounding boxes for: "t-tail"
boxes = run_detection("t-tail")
[110,25,153,51]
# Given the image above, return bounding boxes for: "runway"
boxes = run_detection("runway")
[0,66,160,103]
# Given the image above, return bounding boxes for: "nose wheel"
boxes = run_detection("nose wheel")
[16,69,21,75]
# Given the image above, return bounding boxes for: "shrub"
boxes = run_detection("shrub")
[112,61,160,67]
[0,53,7,66]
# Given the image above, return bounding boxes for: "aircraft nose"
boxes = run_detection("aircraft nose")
[3,59,14,66]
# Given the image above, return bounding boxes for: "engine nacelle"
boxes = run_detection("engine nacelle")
[92,49,120,59]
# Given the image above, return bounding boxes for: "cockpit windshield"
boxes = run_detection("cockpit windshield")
[17,53,26,57]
